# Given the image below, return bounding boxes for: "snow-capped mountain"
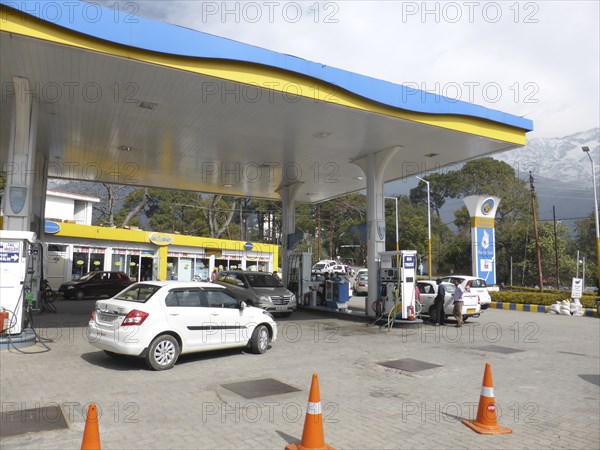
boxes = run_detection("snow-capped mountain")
[494,128,599,186]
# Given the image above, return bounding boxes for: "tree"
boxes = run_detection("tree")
[409,172,453,218]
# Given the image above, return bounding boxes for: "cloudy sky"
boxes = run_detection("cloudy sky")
[112,0,599,139]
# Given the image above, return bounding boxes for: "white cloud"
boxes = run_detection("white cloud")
[117,1,598,138]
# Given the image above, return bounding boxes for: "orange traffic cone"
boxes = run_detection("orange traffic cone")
[463,363,512,435]
[286,373,334,450]
[81,403,101,450]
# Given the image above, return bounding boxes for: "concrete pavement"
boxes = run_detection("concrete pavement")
[1,298,599,449]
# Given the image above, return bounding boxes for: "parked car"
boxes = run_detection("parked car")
[438,276,492,309]
[354,268,368,278]
[215,270,296,315]
[59,271,132,300]
[353,273,368,296]
[417,280,481,321]
[88,281,277,370]
[327,264,355,276]
[312,260,336,274]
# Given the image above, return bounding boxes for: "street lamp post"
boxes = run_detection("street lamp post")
[582,146,600,289]
[415,176,432,279]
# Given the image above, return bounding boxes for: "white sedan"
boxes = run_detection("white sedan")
[88,281,277,370]
[417,280,481,321]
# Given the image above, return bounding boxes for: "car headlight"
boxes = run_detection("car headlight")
[66,286,75,290]
[290,294,297,305]
[257,295,274,306]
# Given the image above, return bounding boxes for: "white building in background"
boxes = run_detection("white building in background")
[45,190,99,225]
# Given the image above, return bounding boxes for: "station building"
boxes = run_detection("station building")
[1,190,278,289]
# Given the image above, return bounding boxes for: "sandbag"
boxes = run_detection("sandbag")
[548,302,561,314]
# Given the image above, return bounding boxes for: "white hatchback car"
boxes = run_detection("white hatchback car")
[88,281,277,370]
[417,280,481,321]
[439,276,492,310]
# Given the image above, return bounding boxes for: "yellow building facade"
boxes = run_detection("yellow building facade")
[43,221,278,289]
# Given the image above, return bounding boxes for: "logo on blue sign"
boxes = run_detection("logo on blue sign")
[44,221,61,234]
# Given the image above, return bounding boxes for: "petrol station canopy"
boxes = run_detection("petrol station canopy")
[0,1,533,203]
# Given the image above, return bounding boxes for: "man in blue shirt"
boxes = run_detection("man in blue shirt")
[433,279,446,326]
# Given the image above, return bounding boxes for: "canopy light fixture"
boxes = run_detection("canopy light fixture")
[424,153,439,158]
[312,132,331,139]
[118,145,132,152]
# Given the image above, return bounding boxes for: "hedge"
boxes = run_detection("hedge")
[490,291,597,309]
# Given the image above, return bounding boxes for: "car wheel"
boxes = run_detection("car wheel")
[146,335,180,371]
[250,325,269,354]
[75,290,85,300]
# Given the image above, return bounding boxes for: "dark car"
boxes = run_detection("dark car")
[59,271,132,300]
[215,270,296,314]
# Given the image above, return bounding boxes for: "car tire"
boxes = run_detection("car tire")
[250,325,269,354]
[146,334,180,371]
[75,290,85,300]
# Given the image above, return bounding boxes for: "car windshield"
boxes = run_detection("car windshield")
[313,263,325,270]
[469,279,488,288]
[443,283,456,293]
[245,274,283,288]
[78,272,99,281]
[357,274,368,280]
[114,283,161,303]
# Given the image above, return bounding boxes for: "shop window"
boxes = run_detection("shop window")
[127,255,140,281]
[72,252,88,279]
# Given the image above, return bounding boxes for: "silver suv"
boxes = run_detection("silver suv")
[215,271,296,315]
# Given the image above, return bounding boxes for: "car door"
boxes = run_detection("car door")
[163,287,215,350]
[204,289,249,346]
[417,282,435,311]
[85,272,105,297]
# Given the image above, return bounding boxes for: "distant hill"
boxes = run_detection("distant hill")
[385,128,599,232]
[495,128,599,229]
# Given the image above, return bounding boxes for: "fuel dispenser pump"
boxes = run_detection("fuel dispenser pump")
[378,250,418,321]
[0,230,38,335]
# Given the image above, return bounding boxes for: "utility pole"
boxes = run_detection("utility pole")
[529,172,544,291]
[316,206,321,261]
[553,205,560,289]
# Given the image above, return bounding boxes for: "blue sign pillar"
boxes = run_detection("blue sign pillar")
[464,196,501,285]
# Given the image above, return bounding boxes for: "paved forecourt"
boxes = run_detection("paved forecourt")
[1,300,598,449]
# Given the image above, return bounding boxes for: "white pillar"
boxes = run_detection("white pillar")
[352,147,401,316]
[276,182,303,287]
[3,77,42,233]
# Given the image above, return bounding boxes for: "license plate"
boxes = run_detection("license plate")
[275,306,288,310]
[99,313,114,322]
[467,309,476,314]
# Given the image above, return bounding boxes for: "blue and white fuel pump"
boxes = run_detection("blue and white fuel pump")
[378,250,418,320]
[0,230,37,335]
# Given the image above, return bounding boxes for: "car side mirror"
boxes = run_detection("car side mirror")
[239,301,247,310]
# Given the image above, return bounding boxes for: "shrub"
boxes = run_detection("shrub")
[490,291,597,309]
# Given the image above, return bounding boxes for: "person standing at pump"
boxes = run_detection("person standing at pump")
[433,279,446,326]
[452,279,464,327]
